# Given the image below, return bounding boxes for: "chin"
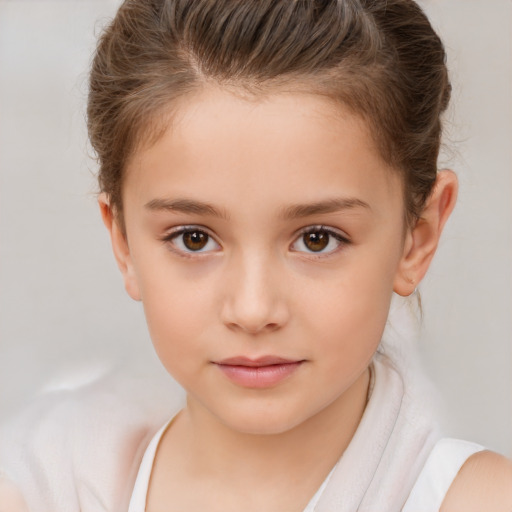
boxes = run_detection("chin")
[215,405,309,436]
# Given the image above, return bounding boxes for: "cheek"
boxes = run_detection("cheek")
[306,286,390,398]
[142,290,213,383]
[313,283,390,352]
[134,256,217,369]
[302,246,399,357]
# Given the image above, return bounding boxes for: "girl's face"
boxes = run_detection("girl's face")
[116,88,409,435]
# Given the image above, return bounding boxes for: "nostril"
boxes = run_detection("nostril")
[224,320,281,335]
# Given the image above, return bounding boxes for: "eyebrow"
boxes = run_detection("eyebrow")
[279,197,371,220]
[144,196,370,220]
[145,198,231,220]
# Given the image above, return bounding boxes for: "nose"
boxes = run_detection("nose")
[220,252,290,335]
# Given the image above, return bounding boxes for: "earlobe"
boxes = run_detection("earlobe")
[393,170,458,296]
[98,194,142,301]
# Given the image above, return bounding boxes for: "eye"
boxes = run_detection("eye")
[163,226,220,255]
[291,226,350,256]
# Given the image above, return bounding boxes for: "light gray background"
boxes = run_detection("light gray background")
[1,1,511,456]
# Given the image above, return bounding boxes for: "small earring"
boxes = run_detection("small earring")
[407,276,415,285]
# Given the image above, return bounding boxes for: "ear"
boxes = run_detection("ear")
[98,194,141,301]
[393,170,458,296]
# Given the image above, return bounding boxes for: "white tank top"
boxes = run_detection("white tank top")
[128,355,485,512]
[128,423,484,512]
[127,416,338,512]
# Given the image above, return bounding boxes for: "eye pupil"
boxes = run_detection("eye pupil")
[183,231,208,251]
[304,231,329,252]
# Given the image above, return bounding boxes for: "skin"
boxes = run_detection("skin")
[0,478,29,512]
[96,87,511,511]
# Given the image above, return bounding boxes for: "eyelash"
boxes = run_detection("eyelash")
[161,225,220,258]
[161,225,351,259]
[291,225,351,258]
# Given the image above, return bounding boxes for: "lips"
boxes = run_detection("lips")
[217,355,300,367]
[214,356,304,388]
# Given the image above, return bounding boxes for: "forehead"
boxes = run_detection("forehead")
[124,87,403,219]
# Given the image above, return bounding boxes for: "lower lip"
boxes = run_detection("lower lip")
[216,362,303,388]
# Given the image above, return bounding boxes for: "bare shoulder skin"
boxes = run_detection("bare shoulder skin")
[441,450,512,511]
[0,476,29,512]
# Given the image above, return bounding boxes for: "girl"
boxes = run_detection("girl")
[1,0,511,510]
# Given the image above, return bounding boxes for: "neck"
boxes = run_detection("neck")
[177,367,371,484]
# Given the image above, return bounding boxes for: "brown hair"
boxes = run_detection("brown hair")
[87,0,450,227]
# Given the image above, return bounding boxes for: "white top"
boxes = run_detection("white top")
[128,426,483,512]
[0,352,487,512]
[127,415,337,512]
[402,437,485,512]
[128,420,172,512]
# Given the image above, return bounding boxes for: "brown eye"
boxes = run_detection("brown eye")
[183,230,208,251]
[303,231,330,252]
[291,226,349,256]
[165,227,220,255]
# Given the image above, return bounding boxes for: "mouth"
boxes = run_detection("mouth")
[213,356,305,388]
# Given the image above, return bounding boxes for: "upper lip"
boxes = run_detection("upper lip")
[215,356,303,367]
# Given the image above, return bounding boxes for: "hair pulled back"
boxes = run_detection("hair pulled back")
[87,0,451,226]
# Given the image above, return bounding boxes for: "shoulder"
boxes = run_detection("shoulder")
[0,473,30,512]
[0,372,178,510]
[440,449,512,512]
